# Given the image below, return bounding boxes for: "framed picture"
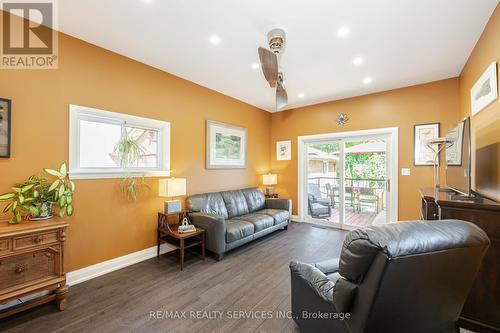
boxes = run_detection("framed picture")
[414,123,440,166]
[206,120,247,169]
[0,98,11,158]
[276,140,291,160]
[471,62,498,116]
[445,120,465,166]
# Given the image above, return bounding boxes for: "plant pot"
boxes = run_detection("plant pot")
[29,202,53,221]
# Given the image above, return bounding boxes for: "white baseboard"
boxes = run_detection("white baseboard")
[67,243,175,286]
[291,214,300,222]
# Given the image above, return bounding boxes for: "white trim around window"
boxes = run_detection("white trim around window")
[69,104,171,180]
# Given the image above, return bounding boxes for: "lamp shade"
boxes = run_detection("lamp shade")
[158,178,186,197]
[262,174,277,186]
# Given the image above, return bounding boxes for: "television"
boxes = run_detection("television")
[445,117,472,196]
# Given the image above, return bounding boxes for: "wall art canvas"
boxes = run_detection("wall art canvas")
[471,62,498,116]
[206,120,247,169]
[0,98,11,158]
[276,140,291,160]
[414,123,440,166]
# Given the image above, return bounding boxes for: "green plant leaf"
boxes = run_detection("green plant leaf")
[48,179,60,192]
[66,204,73,216]
[3,202,13,213]
[44,168,63,178]
[70,181,75,192]
[21,184,35,193]
[11,187,21,193]
[19,194,25,204]
[59,162,68,178]
[0,192,15,201]
[66,194,72,204]
[15,210,22,222]
[59,195,67,207]
[33,190,39,198]
[12,201,17,210]
[58,184,65,198]
[29,206,39,216]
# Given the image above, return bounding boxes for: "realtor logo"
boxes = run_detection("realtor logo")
[1,0,58,69]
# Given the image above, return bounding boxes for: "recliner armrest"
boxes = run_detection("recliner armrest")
[188,213,226,255]
[313,258,340,274]
[289,261,335,304]
[265,198,292,214]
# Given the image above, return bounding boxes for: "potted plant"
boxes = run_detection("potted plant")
[0,162,75,224]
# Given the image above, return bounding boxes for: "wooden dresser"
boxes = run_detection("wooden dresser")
[0,218,69,318]
[420,188,500,333]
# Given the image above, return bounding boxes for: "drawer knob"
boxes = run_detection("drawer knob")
[15,265,26,274]
[33,236,43,244]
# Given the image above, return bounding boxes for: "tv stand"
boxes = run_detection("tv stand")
[420,188,500,332]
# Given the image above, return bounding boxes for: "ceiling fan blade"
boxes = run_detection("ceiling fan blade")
[276,83,288,110]
[258,47,278,88]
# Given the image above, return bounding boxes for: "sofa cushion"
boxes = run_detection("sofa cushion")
[186,192,228,219]
[241,187,266,212]
[233,213,274,232]
[221,190,249,219]
[226,219,255,243]
[256,209,290,225]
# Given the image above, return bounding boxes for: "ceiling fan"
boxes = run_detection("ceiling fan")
[258,28,288,111]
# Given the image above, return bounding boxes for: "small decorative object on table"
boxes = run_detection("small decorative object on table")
[178,216,196,233]
[262,173,277,196]
[265,193,279,199]
[157,210,205,270]
[158,178,187,214]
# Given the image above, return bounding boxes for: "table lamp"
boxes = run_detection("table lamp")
[262,174,277,196]
[158,178,186,214]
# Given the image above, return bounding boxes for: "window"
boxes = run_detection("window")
[69,104,170,179]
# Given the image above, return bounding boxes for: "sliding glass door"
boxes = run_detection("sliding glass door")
[300,128,396,230]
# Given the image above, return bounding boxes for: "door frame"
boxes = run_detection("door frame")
[297,127,399,226]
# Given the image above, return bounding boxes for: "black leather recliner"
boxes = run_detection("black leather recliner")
[290,220,490,333]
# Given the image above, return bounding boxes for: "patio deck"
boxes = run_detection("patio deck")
[317,208,386,227]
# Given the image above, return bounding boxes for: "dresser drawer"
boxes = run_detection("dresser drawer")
[0,249,57,291]
[13,231,59,250]
[0,239,11,255]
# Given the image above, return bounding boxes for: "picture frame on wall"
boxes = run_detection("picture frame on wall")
[276,140,291,160]
[206,120,247,169]
[445,120,465,166]
[414,122,440,166]
[470,61,498,116]
[0,98,12,158]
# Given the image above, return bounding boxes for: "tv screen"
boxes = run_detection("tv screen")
[445,117,471,196]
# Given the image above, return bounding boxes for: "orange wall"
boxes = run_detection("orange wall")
[270,79,461,220]
[0,32,271,271]
[459,4,500,202]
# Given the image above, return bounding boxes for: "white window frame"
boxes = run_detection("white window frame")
[69,104,171,180]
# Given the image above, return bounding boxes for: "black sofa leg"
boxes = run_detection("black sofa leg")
[215,253,224,261]
[284,225,288,230]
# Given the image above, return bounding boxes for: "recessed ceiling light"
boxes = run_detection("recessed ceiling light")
[337,26,350,38]
[298,93,305,99]
[352,56,364,66]
[209,35,221,45]
[363,77,373,84]
[251,63,260,69]
[141,0,154,3]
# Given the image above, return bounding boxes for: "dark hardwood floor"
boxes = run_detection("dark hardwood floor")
[0,223,347,333]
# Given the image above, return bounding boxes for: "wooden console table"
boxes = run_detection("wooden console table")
[0,217,69,318]
[420,188,500,333]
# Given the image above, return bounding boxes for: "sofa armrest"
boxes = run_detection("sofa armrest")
[189,213,226,255]
[265,198,292,214]
[289,261,335,304]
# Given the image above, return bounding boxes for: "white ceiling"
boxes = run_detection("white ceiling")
[58,0,498,112]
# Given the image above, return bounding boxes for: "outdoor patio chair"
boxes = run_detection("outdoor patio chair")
[325,183,359,212]
[308,183,331,219]
[356,187,383,213]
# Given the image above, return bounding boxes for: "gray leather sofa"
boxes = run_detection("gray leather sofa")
[187,187,291,260]
[290,220,490,333]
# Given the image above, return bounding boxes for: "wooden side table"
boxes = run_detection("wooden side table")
[157,211,205,270]
[265,193,279,198]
